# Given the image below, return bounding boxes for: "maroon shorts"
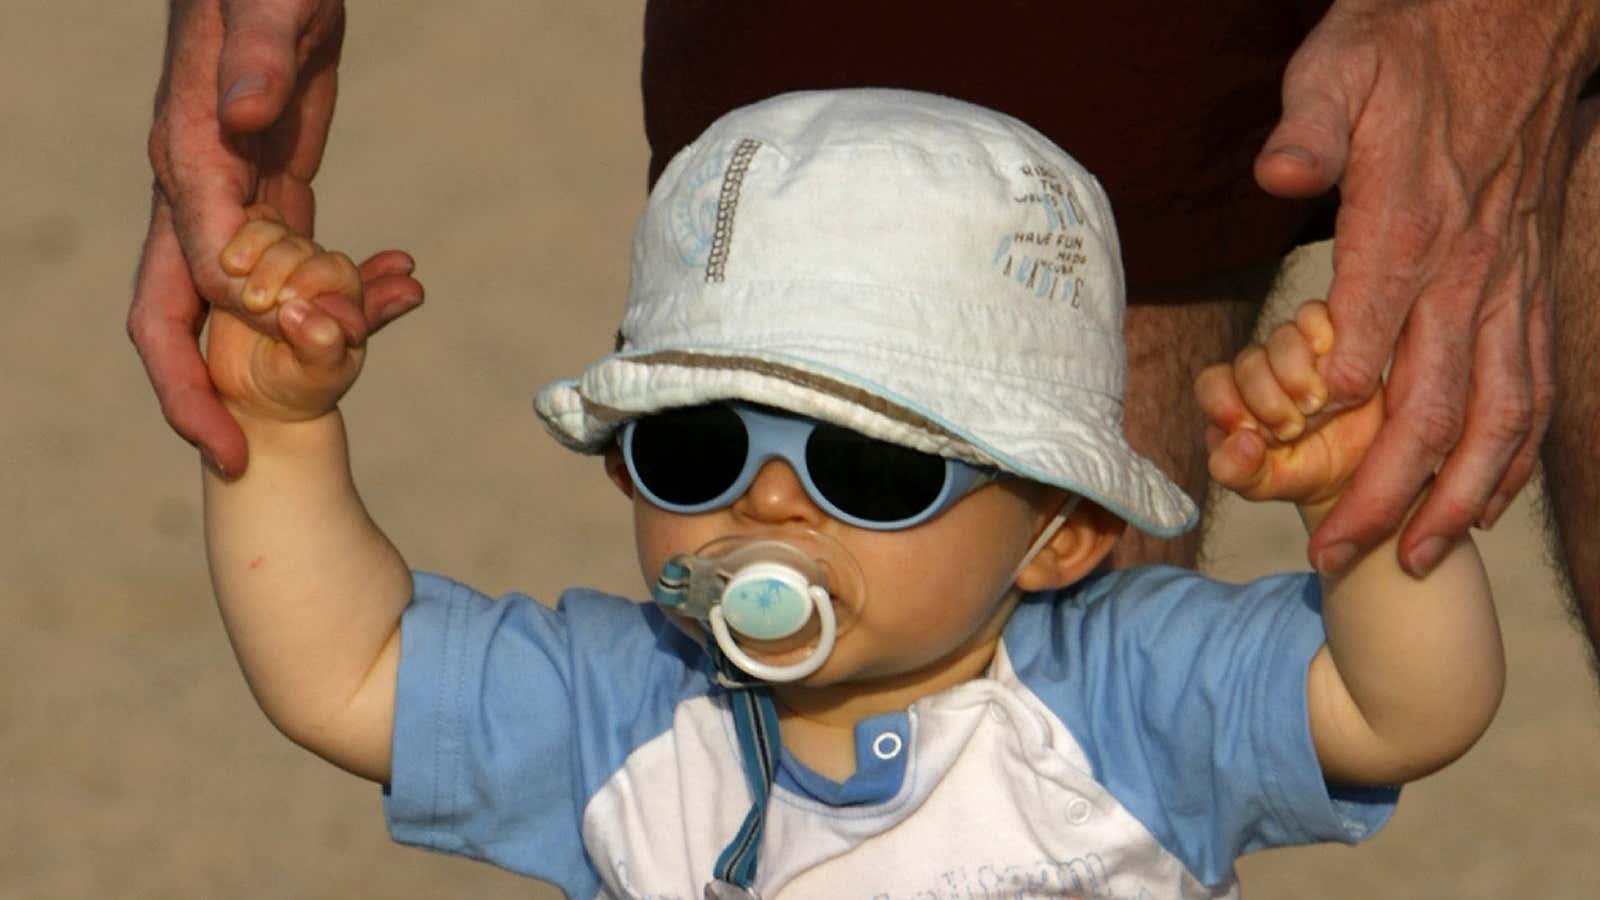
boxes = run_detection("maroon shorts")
[642,0,1335,289]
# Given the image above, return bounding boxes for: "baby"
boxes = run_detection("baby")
[202,90,1502,898]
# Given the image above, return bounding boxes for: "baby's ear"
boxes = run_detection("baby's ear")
[1015,498,1125,592]
[603,445,634,498]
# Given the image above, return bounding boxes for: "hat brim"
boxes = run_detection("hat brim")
[535,348,1197,537]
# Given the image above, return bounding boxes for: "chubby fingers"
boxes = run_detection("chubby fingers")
[220,205,295,312]
[1196,301,1338,497]
[277,295,353,373]
[1234,301,1333,441]
[1196,362,1268,492]
[282,249,361,313]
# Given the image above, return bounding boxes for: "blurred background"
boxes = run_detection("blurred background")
[4,3,1596,896]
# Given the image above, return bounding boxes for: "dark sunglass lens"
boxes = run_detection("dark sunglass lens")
[805,425,947,523]
[629,406,748,506]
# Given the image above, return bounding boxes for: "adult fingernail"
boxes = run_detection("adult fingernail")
[202,448,228,479]
[1405,537,1448,577]
[1315,542,1356,576]
[377,295,423,326]
[1271,144,1318,167]
[223,73,268,106]
[1477,494,1509,530]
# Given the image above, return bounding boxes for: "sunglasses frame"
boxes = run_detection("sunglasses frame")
[620,402,993,531]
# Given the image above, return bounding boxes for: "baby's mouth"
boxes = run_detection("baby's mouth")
[654,527,866,682]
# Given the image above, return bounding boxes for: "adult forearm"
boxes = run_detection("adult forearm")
[203,408,408,779]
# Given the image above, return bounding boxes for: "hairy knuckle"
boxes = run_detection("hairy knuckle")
[1428,491,1483,531]
[1480,391,1534,442]
[1406,399,1464,458]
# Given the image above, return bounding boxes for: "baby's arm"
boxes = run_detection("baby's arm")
[1196,302,1503,786]
[203,206,412,783]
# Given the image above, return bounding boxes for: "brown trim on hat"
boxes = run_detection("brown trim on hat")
[580,350,965,444]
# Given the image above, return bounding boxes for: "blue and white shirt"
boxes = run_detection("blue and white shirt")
[385,566,1395,898]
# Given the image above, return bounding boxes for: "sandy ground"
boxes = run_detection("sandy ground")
[5,3,1599,897]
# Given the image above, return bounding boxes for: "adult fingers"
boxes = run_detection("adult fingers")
[1480,272,1556,529]
[216,0,327,133]
[1254,23,1363,200]
[357,250,424,332]
[1316,165,1429,409]
[1398,297,1534,573]
[254,4,344,235]
[129,197,248,476]
[1307,279,1475,575]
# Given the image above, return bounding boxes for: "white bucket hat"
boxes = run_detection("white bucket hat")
[535,88,1196,536]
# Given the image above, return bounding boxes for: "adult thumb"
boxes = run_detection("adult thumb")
[1255,42,1358,200]
[216,0,320,132]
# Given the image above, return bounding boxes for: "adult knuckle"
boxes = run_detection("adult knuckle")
[1479,388,1534,443]
[1405,399,1464,458]
[1320,351,1379,400]
[126,305,154,350]
[1428,491,1483,531]
[1388,203,1447,255]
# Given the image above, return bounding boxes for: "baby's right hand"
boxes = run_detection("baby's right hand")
[206,205,366,423]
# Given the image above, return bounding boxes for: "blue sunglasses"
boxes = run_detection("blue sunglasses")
[620,402,993,530]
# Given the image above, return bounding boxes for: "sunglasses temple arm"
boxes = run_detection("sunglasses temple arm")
[1005,496,1081,588]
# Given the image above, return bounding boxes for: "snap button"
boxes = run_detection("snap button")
[1065,797,1093,825]
[871,732,903,760]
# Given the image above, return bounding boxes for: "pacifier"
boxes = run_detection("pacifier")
[652,529,865,683]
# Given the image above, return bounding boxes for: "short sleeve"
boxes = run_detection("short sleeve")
[384,572,711,894]
[1004,566,1397,887]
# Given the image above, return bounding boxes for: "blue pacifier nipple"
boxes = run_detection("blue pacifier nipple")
[721,563,813,640]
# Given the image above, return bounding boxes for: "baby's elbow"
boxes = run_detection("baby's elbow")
[1376,659,1507,784]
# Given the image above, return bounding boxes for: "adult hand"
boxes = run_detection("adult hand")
[130,0,422,476]
[1254,0,1600,576]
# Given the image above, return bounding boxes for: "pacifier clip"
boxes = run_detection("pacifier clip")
[703,645,783,900]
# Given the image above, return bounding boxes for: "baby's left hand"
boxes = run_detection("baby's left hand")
[1196,301,1384,510]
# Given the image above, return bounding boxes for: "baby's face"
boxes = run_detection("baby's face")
[613,446,1065,691]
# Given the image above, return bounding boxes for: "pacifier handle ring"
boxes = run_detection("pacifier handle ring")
[709,586,836,683]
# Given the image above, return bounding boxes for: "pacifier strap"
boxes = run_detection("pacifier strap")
[707,646,782,899]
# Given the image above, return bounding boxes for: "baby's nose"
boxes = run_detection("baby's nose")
[735,459,825,525]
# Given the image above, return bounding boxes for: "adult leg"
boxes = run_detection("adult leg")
[1111,263,1278,569]
[1541,95,1600,669]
